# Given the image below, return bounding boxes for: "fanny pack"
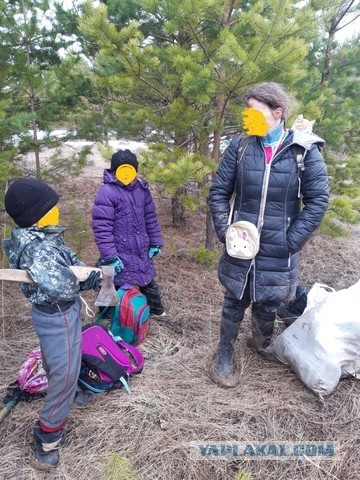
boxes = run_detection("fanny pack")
[224,136,259,260]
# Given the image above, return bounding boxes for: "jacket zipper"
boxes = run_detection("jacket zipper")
[241,142,269,302]
[240,142,270,302]
[287,217,291,267]
[239,261,255,300]
[250,135,287,300]
[257,132,287,231]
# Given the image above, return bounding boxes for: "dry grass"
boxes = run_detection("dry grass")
[0,172,359,480]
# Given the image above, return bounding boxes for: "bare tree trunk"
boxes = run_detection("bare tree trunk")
[205,205,215,250]
[206,84,225,247]
[321,1,357,84]
[171,186,187,228]
[205,2,235,249]
[169,30,194,228]
[321,24,335,84]
[30,115,41,178]
[22,1,41,177]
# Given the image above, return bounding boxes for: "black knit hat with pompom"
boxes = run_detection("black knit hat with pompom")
[110,149,138,173]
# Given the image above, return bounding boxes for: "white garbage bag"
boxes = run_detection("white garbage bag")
[272,280,360,397]
[303,283,335,313]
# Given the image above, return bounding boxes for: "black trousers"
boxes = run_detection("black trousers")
[139,279,164,315]
[220,281,281,350]
[99,280,165,317]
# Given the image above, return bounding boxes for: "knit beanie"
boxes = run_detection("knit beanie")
[4,178,59,228]
[110,149,138,173]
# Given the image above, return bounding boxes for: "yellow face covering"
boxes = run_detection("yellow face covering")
[37,206,60,228]
[242,107,269,136]
[115,164,137,185]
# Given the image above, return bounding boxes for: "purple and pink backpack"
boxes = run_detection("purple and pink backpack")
[79,324,144,394]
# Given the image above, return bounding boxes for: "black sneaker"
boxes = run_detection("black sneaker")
[73,390,94,406]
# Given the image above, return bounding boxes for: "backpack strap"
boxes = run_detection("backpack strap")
[237,135,252,166]
[293,144,306,179]
[293,144,306,198]
[228,136,252,226]
[95,306,111,324]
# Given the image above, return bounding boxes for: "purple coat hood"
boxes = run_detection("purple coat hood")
[92,170,163,287]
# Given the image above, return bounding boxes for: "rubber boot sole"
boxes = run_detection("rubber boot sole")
[208,354,240,388]
[30,456,59,472]
[30,440,61,472]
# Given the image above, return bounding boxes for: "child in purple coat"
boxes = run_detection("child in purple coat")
[92,149,166,316]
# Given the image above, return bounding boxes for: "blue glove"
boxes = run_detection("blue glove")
[148,246,161,259]
[100,256,124,273]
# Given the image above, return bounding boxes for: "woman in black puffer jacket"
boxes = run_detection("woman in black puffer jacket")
[208,82,329,388]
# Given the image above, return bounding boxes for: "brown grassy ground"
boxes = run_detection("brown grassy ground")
[0,167,359,480]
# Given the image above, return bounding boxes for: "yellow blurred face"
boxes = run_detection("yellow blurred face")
[37,206,60,228]
[242,107,269,136]
[115,164,137,185]
[246,98,283,133]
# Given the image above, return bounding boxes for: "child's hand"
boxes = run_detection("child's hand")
[148,246,161,259]
[80,270,101,291]
[100,256,124,273]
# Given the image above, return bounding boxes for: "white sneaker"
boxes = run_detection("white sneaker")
[151,311,168,318]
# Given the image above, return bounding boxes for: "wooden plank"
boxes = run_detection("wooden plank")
[0,266,103,284]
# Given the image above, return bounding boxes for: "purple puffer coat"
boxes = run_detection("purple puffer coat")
[92,170,163,287]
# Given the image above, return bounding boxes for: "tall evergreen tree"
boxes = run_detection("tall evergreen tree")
[0,0,90,178]
[294,1,360,233]
[80,0,313,233]
[0,0,33,193]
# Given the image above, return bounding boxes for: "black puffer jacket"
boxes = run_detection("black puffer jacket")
[208,130,329,302]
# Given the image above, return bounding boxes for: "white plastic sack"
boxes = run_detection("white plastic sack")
[303,283,335,314]
[272,280,360,397]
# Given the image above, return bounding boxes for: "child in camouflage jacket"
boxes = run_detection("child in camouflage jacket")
[3,178,100,471]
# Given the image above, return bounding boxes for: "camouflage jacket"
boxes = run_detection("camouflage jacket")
[2,226,84,305]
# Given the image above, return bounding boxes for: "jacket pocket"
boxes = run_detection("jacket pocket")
[285,216,293,252]
[287,252,292,268]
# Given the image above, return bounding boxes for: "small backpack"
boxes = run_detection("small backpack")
[97,286,150,346]
[17,347,48,394]
[79,324,144,394]
[3,354,46,419]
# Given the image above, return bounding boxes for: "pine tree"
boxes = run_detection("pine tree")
[0,0,32,195]
[294,1,360,234]
[80,0,313,233]
[0,0,90,178]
